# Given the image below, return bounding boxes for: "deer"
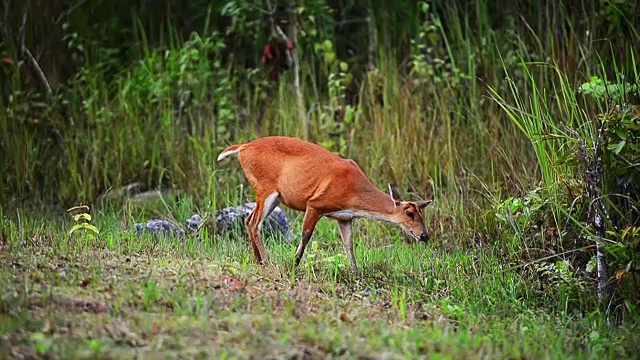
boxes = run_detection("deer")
[216,136,432,272]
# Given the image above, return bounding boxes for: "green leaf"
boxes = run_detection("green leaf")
[88,339,102,352]
[555,260,570,272]
[67,204,89,213]
[69,223,99,235]
[344,106,356,124]
[615,128,628,140]
[609,140,625,154]
[31,332,53,355]
[73,213,91,222]
[322,254,347,264]
[69,224,84,235]
[586,256,597,273]
[324,52,336,64]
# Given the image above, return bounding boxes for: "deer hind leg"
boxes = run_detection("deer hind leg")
[246,191,280,265]
[294,207,323,266]
[337,220,358,273]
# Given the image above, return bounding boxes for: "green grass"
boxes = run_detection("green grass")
[0,204,638,359]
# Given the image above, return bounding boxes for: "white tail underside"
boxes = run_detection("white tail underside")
[216,148,241,161]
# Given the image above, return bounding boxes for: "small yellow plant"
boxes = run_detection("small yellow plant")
[67,204,99,239]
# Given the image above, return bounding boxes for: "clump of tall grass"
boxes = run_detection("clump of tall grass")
[488,49,640,315]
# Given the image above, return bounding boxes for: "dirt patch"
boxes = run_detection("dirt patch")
[49,294,109,314]
[217,274,246,292]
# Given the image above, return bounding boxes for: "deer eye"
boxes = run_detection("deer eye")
[405,211,414,219]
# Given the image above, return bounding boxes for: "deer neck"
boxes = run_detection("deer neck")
[348,184,397,223]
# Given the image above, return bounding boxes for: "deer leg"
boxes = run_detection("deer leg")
[258,192,280,234]
[337,220,358,273]
[245,204,265,264]
[294,207,323,266]
[245,192,278,265]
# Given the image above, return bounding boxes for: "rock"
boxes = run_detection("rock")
[185,214,203,232]
[99,182,144,202]
[132,202,292,241]
[129,189,182,204]
[99,183,182,206]
[213,202,292,241]
[133,219,185,237]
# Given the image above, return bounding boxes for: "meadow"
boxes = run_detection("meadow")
[1,202,637,359]
[1,0,639,358]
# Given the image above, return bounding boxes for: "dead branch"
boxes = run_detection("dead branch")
[54,0,89,24]
[289,14,307,139]
[17,0,53,100]
[18,0,26,49]
[366,6,377,71]
[2,0,11,44]
[22,47,53,100]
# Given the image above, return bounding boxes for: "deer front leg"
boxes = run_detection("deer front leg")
[337,220,358,273]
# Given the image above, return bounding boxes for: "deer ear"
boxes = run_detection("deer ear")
[387,183,402,204]
[415,200,433,209]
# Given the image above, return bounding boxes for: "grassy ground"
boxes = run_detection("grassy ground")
[1,203,638,359]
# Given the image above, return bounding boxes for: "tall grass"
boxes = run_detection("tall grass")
[0,3,522,206]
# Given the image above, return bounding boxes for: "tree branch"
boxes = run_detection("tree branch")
[54,0,89,25]
[366,5,377,71]
[23,48,53,100]
[18,0,27,51]
[17,0,53,100]
[2,0,11,45]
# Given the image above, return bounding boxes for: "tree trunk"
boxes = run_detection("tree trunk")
[366,3,376,71]
[594,206,609,309]
[289,10,308,140]
[591,125,610,312]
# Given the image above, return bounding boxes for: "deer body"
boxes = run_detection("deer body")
[217,136,431,272]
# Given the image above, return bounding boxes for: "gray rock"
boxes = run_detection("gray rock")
[213,202,292,241]
[132,202,292,241]
[185,214,203,232]
[134,219,185,237]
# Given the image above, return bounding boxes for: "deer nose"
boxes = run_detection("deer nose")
[420,232,429,242]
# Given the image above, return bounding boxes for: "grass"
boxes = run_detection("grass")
[0,202,638,359]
